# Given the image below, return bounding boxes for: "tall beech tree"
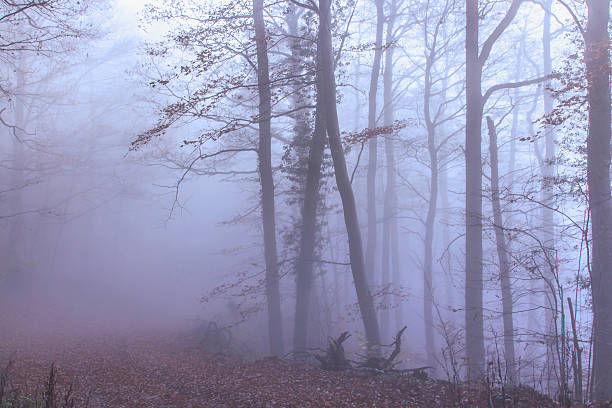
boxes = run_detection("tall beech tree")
[365,0,385,287]
[584,0,611,399]
[134,0,293,355]
[419,0,460,368]
[380,0,400,340]
[253,0,284,356]
[293,68,327,355]
[464,0,526,379]
[532,0,557,384]
[486,116,517,384]
[318,0,381,351]
[464,0,485,378]
[541,0,555,250]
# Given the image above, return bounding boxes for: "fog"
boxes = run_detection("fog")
[0,0,609,403]
[0,1,247,335]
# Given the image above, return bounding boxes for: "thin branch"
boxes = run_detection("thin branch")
[334,0,357,69]
[556,0,585,38]
[0,1,50,23]
[350,141,366,184]
[0,108,32,143]
[288,0,318,13]
[168,148,257,220]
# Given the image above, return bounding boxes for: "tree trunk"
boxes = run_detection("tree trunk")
[365,0,385,288]
[423,42,438,369]
[318,0,381,351]
[541,1,559,392]
[5,67,26,288]
[465,0,485,380]
[542,0,555,242]
[286,1,326,355]
[568,297,583,403]
[293,100,327,353]
[381,0,398,340]
[586,0,612,400]
[486,117,517,385]
[464,0,523,380]
[253,0,283,356]
[439,162,453,320]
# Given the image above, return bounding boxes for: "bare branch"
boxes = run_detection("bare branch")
[556,0,585,38]
[482,74,555,107]
[479,0,524,67]
[288,0,318,13]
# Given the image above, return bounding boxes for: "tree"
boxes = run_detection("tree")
[584,0,611,399]
[318,0,381,352]
[0,1,99,288]
[540,0,555,250]
[464,0,524,380]
[253,0,284,356]
[0,0,91,96]
[548,0,612,397]
[134,0,293,355]
[365,0,384,288]
[293,58,327,355]
[486,116,517,384]
[419,0,460,369]
[380,0,401,340]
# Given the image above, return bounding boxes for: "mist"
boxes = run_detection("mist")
[0,0,609,406]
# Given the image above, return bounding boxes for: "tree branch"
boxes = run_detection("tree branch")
[288,0,318,13]
[0,108,31,143]
[556,0,585,38]
[0,1,50,23]
[478,0,524,67]
[482,74,555,107]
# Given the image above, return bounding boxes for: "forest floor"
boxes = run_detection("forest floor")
[0,330,562,407]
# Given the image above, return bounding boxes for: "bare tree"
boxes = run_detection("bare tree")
[465,0,525,380]
[293,68,327,355]
[365,0,385,287]
[420,0,460,369]
[253,0,284,356]
[380,0,401,340]
[135,0,296,355]
[486,116,517,384]
[0,0,92,96]
[318,0,381,352]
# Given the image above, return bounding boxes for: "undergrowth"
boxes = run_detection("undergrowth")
[0,361,81,408]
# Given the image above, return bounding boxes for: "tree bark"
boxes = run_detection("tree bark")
[568,297,583,402]
[423,36,438,370]
[465,0,485,380]
[253,0,283,356]
[286,2,326,355]
[318,0,381,351]
[439,162,453,320]
[5,69,26,288]
[541,0,559,392]
[293,99,327,353]
[486,116,517,385]
[365,0,385,288]
[381,0,399,340]
[542,0,555,241]
[585,0,612,399]
[465,0,523,380]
